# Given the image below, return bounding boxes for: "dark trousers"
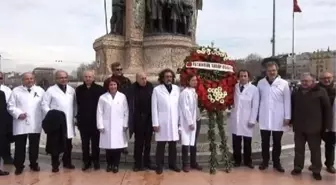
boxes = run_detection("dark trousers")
[232,134,252,165]
[182,120,201,166]
[260,130,283,165]
[51,139,72,168]
[0,134,12,160]
[323,131,336,167]
[106,149,122,167]
[79,128,100,165]
[13,134,40,169]
[133,120,153,168]
[294,132,322,173]
[156,141,177,168]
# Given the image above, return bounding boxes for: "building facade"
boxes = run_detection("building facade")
[309,50,336,79]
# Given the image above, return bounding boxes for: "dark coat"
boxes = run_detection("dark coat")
[42,110,67,155]
[0,91,10,156]
[0,90,13,143]
[317,82,335,106]
[104,75,131,94]
[291,85,333,134]
[75,82,105,131]
[125,82,153,137]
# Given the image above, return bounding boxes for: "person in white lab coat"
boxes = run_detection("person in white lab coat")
[152,68,181,174]
[97,77,129,173]
[41,70,77,172]
[257,61,291,173]
[229,70,259,169]
[0,71,13,164]
[179,74,199,172]
[7,72,45,175]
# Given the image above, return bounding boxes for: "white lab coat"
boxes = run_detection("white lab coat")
[179,87,197,146]
[97,92,129,149]
[257,77,291,131]
[229,83,259,137]
[7,85,45,135]
[0,84,12,102]
[152,84,180,141]
[41,84,77,138]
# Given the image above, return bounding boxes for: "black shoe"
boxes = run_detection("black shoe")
[144,164,156,170]
[156,167,163,175]
[312,173,322,181]
[3,157,13,165]
[106,165,112,172]
[326,166,336,174]
[191,163,203,171]
[0,170,9,176]
[259,163,268,170]
[112,166,119,173]
[93,163,100,170]
[14,168,23,175]
[169,166,181,172]
[273,164,285,173]
[182,166,190,172]
[63,164,75,169]
[52,167,59,173]
[82,163,91,171]
[133,166,144,172]
[244,163,254,169]
[291,169,302,176]
[30,165,40,172]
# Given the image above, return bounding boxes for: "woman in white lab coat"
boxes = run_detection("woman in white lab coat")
[229,70,259,168]
[179,75,198,172]
[97,77,129,173]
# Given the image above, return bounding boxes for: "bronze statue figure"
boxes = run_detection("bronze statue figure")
[110,0,125,35]
[181,0,193,35]
[167,0,182,34]
[146,0,165,33]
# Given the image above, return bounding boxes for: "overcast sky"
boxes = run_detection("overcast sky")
[0,0,335,72]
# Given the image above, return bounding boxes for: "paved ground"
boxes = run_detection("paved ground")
[1,149,335,185]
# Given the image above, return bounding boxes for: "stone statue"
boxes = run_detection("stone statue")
[167,0,182,34]
[110,0,125,35]
[146,0,165,33]
[181,0,193,35]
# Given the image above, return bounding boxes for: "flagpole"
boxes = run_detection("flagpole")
[291,7,295,80]
[104,0,108,35]
[272,0,276,56]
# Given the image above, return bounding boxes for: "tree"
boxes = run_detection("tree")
[75,61,99,80]
[244,53,263,77]
[245,53,263,62]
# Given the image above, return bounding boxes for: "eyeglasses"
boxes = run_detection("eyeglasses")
[114,68,122,71]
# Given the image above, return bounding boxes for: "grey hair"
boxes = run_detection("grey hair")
[21,72,34,80]
[55,70,68,78]
[83,70,95,77]
[265,61,279,70]
[301,72,315,79]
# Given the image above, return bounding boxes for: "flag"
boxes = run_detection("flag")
[293,0,302,13]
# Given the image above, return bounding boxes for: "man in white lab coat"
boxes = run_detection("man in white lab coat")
[152,68,181,174]
[7,72,45,175]
[257,61,291,173]
[0,71,13,164]
[229,70,259,169]
[41,70,77,172]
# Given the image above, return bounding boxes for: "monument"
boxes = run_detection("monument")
[93,0,203,80]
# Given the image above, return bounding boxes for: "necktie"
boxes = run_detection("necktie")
[240,85,244,93]
[27,88,31,93]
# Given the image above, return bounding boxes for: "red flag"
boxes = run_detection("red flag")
[293,0,302,12]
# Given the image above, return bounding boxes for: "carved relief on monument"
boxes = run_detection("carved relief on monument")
[133,0,146,30]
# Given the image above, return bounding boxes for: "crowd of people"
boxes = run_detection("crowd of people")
[0,61,335,181]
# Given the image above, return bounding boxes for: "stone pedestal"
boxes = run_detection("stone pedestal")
[143,35,194,75]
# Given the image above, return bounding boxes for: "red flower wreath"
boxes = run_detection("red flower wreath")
[179,46,237,112]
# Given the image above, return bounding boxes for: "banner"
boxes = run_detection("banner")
[185,61,234,72]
